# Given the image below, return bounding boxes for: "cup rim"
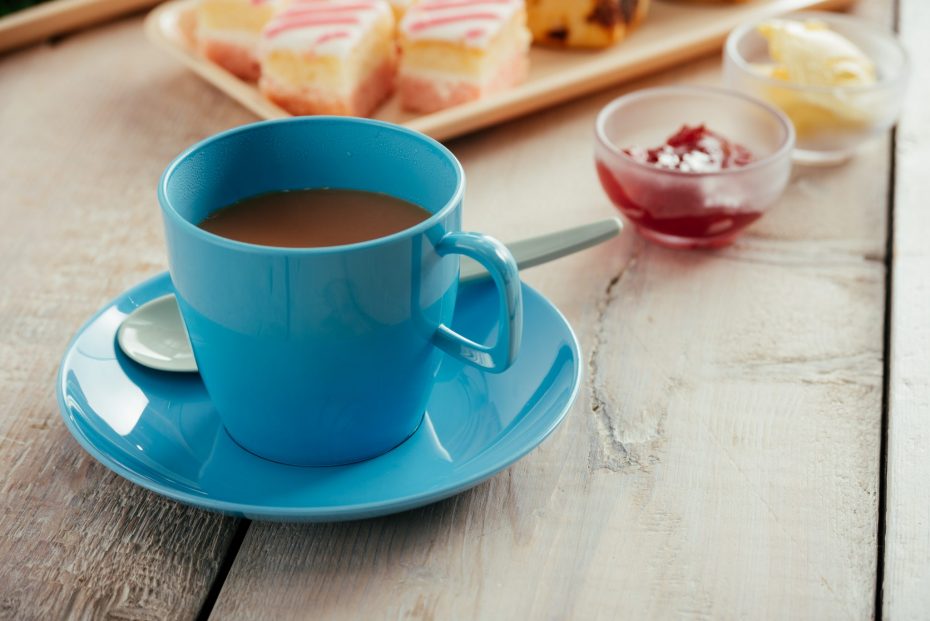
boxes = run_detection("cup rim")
[594,85,795,179]
[158,116,465,255]
[725,10,911,96]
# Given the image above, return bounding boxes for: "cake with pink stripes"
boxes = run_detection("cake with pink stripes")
[397,0,531,113]
[258,0,397,116]
[197,0,282,81]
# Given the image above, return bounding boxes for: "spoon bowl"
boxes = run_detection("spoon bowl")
[118,295,198,372]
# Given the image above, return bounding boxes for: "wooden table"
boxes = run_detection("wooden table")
[0,0,926,618]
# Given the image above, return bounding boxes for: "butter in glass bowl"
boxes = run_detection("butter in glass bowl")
[724,11,908,165]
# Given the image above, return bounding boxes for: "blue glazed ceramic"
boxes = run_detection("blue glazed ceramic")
[159,118,522,466]
[57,274,580,521]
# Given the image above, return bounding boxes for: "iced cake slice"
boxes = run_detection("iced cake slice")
[197,0,281,81]
[258,0,397,116]
[398,0,531,113]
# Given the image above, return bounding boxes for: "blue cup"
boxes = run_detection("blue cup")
[158,118,522,466]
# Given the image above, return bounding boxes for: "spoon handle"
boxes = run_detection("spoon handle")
[117,218,624,374]
[460,217,623,283]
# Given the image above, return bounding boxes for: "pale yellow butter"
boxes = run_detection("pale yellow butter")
[755,19,878,136]
[759,19,876,86]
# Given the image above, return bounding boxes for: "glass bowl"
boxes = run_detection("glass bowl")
[724,11,909,165]
[594,86,794,250]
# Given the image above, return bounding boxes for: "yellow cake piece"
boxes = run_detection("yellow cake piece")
[526,0,649,48]
[398,0,531,113]
[197,0,282,80]
[259,0,397,116]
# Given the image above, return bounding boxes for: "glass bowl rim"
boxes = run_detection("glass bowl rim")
[725,10,910,96]
[594,85,795,179]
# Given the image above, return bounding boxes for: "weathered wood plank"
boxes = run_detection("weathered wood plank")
[211,3,890,618]
[0,1,896,617]
[882,0,930,618]
[0,18,253,620]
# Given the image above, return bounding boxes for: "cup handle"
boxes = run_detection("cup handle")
[433,232,523,373]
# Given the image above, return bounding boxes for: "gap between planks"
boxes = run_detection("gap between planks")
[197,519,252,621]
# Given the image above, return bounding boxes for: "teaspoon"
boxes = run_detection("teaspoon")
[117,218,622,373]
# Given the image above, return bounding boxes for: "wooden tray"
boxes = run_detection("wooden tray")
[0,0,163,54]
[146,0,851,141]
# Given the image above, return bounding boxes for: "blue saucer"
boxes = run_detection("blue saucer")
[57,273,581,521]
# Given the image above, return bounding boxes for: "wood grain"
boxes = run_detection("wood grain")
[882,0,930,618]
[145,0,853,141]
[0,17,251,620]
[211,2,891,618]
[0,0,900,618]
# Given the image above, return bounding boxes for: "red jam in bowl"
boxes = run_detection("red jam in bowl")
[597,125,762,248]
